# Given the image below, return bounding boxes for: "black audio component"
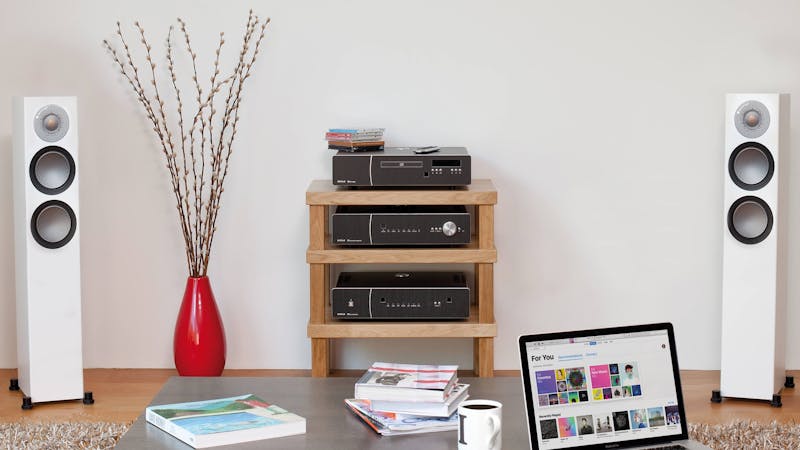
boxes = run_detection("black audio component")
[332,147,471,187]
[331,272,470,320]
[331,205,470,246]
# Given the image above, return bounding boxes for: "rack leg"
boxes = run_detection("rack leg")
[312,338,331,377]
[474,337,494,377]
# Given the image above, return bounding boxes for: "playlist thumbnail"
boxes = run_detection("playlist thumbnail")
[621,362,640,386]
[629,409,648,429]
[558,417,577,437]
[577,415,594,435]
[665,405,681,425]
[589,362,642,402]
[535,367,590,406]
[648,407,665,427]
[596,415,613,433]
[566,368,587,390]
[612,411,630,431]
[540,419,559,439]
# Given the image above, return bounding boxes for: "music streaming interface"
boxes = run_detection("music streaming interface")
[526,330,682,449]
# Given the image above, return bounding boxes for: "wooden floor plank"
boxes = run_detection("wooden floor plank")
[0,369,797,424]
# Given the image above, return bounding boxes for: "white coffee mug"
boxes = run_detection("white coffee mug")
[457,399,502,450]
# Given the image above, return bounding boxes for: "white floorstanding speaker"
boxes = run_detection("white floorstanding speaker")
[11,96,90,408]
[718,93,791,406]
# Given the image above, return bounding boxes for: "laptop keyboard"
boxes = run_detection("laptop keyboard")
[644,446,686,450]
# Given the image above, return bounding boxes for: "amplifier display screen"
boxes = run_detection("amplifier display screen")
[432,159,461,167]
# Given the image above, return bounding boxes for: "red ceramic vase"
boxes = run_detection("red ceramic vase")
[173,276,226,376]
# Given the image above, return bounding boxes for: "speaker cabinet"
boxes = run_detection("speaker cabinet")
[720,93,789,401]
[12,97,84,404]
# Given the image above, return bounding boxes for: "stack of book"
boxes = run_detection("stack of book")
[345,362,469,436]
[326,128,385,152]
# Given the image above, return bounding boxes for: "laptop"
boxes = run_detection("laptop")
[518,323,710,449]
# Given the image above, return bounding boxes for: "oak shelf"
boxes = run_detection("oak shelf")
[306,240,497,264]
[306,179,497,377]
[306,179,497,206]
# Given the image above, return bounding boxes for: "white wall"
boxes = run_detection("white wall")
[2,0,800,371]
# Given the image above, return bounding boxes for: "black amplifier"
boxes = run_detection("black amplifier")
[331,205,470,246]
[332,147,471,187]
[331,272,470,320]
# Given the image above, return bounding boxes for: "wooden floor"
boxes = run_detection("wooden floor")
[0,369,798,424]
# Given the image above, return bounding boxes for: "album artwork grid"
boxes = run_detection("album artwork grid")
[535,362,642,407]
[534,361,679,441]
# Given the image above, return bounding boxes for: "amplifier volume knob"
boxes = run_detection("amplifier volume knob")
[442,221,457,237]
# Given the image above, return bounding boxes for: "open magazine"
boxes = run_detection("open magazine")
[345,398,458,436]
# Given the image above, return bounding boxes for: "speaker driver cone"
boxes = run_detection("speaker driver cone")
[728,196,773,244]
[734,100,770,139]
[29,146,76,195]
[30,200,77,249]
[728,142,774,190]
[33,104,70,142]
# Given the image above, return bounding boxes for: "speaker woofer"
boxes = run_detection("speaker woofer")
[29,146,76,195]
[734,100,770,139]
[30,200,77,249]
[33,104,70,142]
[728,196,773,244]
[728,142,774,191]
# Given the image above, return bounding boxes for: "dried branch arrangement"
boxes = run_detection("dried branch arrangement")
[103,11,270,277]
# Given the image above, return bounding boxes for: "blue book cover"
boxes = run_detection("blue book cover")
[146,394,306,448]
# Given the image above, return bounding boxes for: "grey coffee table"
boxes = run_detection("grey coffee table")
[115,376,529,449]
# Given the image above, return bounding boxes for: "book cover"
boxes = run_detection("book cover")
[354,362,457,402]
[327,140,385,147]
[345,399,459,435]
[326,132,384,141]
[329,128,385,134]
[145,394,306,448]
[370,383,469,417]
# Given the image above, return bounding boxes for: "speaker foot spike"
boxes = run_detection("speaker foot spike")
[9,379,19,391]
[771,394,782,408]
[83,392,94,405]
[785,376,795,389]
[21,397,33,410]
[710,390,722,403]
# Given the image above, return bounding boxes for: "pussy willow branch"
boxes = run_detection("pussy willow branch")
[104,11,269,277]
[202,12,269,273]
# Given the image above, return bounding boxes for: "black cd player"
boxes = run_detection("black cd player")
[332,147,471,187]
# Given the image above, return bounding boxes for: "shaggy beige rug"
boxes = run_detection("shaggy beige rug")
[689,421,800,449]
[0,422,129,449]
[0,420,796,449]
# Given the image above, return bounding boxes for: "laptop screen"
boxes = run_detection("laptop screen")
[519,324,688,449]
